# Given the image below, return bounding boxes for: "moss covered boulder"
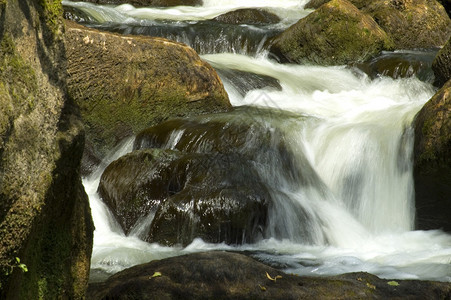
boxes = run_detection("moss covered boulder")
[267,0,394,65]
[87,251,451,299]
[98,149,269,246]
[413,79,451,232]
[64,21,230,173]
[0,0,94,298]
[213,9,281,25]
[432,37,451,87]
[359,0,451,50]
[76,0,202,7]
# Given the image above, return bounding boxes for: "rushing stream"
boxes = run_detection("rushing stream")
[63,0,451,283]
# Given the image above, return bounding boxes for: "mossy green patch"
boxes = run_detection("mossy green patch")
[39,0,63,36]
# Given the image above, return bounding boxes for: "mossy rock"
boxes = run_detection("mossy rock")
[0,0,93,298]
[267,0,394,65]
[413,79,451,232]
[360,0,451,50]
[75,0,202,7]
[432,37,451,87]
[87,252,451,299]
[98,149,269,246]
[64,21,231,173]
[214,8,281,25]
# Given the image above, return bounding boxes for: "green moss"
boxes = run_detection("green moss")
[39,0,63,36]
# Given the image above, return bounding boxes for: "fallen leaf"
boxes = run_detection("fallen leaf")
[366,283,376,290]
[266,272,282,282]
[387,281,399,286]
[357,277,363,281]
[150,271,162,279]
[259,284,267,291]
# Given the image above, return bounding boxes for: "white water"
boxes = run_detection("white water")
[73,0,451,282]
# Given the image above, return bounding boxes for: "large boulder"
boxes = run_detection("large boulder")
[267,0,394,65]
[87,251,451,299]
[0,1,93,298]
[432,37,451,87]
[213,8,281,25]
[64,21,231,174]
[98,149,270,246]
[413,79,451,232]
[359,0,451,50]
[75,0,202,7]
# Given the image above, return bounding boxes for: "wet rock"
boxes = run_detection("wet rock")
[267,0,394,66]
[76,0,202,8]
[432,37,451,87]
[0,1,93,298]
[359,0,451,50]
[355,50,436,81]
[413,79,451,232]
[98,149,269,246]
[214,8,280,25]
[87,251,451,299]
[64,21,231,173]
[216,68,282,96]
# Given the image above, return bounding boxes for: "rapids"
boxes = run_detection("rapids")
[64,0,451,283]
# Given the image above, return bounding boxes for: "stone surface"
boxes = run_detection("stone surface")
[64,21,231,174]
[432,37,451,87]
[214,8,280,25]
[0,0,93,298]
[413,80,451,232]
[267,0,394,65]
[87,251,451,299]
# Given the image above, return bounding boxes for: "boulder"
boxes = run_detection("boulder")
[87,251,451,299]
[413,79,451,232]
[359,0,451,50]
[355,50,436,81]
[75,0,202,8]
[304,0,330,9]
[214,8,281,25]
[267,0,394,65]
[437,0,451,18]
[64,21,231,174]
[0,1,93,298]
[98,149,269,246]
[432,37,451,87]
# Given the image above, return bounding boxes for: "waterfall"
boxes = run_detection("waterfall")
[65,0,451,283]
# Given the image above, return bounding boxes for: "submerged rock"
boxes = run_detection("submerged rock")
[98,149,269,246]
[413,80,451,232]
[87,251,451,299]
[267,0,394,65]
[64,21,230,174]
[0,1,93,298]
[214,8,281,25]
[75,0,202,7]
[432,37,451,87]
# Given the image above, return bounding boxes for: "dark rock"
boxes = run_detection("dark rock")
[87,251,451,299]
[64,21,231,173]
[304,0,330,9]
[98,149,269,246]
[216,68,282,96]
[76,0,202,8]
[267,0,394,65]
[355,50,436,82]
[214,8,280,25]
[413,80,451,232]
[0,1,93,298]
[432,37,451,87]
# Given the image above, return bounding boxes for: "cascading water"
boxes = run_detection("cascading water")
[65,0,451,283]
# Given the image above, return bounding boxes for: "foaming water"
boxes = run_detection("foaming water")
[75,0,451,283]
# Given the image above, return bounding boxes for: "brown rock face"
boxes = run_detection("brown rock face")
[432,37,451,87]
[267,0,394,65]
[413,80,451,232]
[87,251,451,299]
[64,21,231,173]
[0,1,93,299]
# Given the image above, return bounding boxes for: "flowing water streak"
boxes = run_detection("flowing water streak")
[73,0,451,282]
